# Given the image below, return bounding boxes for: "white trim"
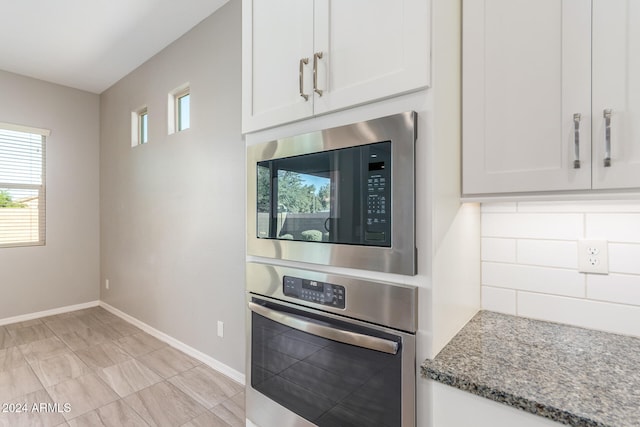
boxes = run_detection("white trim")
[99,301,245,385]
[462,189,640,203]
[0,121,50,137]
[0,300,99,326]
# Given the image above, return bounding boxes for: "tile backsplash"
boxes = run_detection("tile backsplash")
[481,201,640,337]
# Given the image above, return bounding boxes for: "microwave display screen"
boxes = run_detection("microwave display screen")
[257,141,391,247]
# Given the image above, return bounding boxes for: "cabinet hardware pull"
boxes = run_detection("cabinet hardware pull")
[248,301,399,355]
[573,113,581,169]
[604,109,612,167]
[313,52,323,96]
[299,58,309,101]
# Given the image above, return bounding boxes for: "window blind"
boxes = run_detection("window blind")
[0,122,48,247]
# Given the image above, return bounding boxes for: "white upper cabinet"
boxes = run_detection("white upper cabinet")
[592,0,640,189]
[242,0,430,133]
[242,0,315,132]
[312,0,430,116]
[463,0,591,195]
[463,0,640,196]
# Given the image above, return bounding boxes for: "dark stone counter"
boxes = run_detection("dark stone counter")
[421,311,640,426]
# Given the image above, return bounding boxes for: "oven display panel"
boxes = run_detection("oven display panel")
[283,276,345,309]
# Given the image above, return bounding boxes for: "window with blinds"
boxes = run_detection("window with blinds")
[0,122,48,248]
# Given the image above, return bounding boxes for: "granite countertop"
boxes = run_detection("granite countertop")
[421,311,640,427]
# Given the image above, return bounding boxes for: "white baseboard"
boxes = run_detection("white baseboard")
[99,301,246,385]
[0,300,100,326]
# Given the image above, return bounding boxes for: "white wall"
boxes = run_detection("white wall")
[100,0,245,375]
[0,70,100,319]
[482,200,640,337]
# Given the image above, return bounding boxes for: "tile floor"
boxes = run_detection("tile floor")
[0,306,245,426]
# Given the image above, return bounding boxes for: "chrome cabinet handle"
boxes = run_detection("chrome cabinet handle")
[573,113,581,169]
[248,301,399,355]
[313,52,323,96]
[299,58,309,101]
[604,109,612,167]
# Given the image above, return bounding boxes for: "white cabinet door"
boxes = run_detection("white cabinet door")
[242,0,314,133]
[432,382,563,427]
[312,0,430,115]
[592,0,640,189]
[463,0,591,195]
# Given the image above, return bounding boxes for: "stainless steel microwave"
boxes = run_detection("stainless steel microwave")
[247,111,417,275]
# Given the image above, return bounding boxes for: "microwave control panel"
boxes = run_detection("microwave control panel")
[365,149,391,245]
[283,276,345,309]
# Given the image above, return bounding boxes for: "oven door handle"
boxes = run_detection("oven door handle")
[248,301,399,355]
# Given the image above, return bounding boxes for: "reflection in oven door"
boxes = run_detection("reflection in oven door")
[250,298,405,427]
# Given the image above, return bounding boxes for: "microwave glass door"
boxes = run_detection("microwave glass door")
[256,141,391,247]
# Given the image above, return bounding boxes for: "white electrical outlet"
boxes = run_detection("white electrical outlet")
[105,279,110,290]
[577,240,609,274]
[217,321,224,338]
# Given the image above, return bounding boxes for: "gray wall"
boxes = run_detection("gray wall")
[99,0,245,373]
[0,70,100,318]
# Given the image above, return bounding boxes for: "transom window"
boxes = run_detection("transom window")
[139,108,149,144]
[176,89,190,132]
[131,106,148,147]
[168,84,190,135]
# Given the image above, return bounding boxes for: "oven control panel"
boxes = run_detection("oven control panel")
[283,276,345,309]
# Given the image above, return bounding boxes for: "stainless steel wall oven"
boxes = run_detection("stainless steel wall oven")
[246,262,418,427]
[246,112,417,275]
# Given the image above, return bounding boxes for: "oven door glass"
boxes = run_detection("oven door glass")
[256,141,391,247]
[251,298,402,427]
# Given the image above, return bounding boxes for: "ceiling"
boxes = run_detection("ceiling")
[0,0,229,94]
